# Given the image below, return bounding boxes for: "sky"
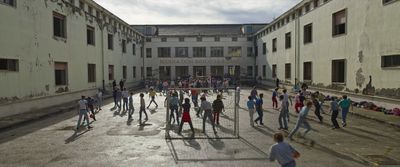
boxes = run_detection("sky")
[94,0,301,25]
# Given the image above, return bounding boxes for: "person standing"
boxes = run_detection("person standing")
[338,95,351,127]
[276,78,280,88]
[235,85,241,106]
[288,101,313,140]
[122,88,129,111]
[96,89,103,111]
[250,86,258,100]
[330,97,340,129]
[128,92,134,120]
[311,93,323,123]
[116,88,122,111]
[76,96,92,130]
[199,96,217,134]
[112,80,117,89]
[190,87,200,116]
[119,79,124,90]
[169,92,180,125]
[139,93,149,124]
[162,80,169,95]
[112,87,118,108]
[247,96,256,127]
[272,88,279,109]
[282,89,292,122]
[147,88,158,108]
[254,93,264,125]
[178,98,195,135]
[269,132,299,167]
[212,94,225,125]
[277,95,288,130]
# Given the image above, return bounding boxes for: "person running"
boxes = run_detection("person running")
[294,91,304,113]
[247,96,256,127]
[330,97,340,129]
[122,88,129,111]
[86,97,97,121]
[128,92,134,120]
[96,89,103,111]
[338,95,351,127]
[272,88,279,109]
[311,93,323,123]
[169,92,180,126]
[76,96,92,130]
[178,98,195,136]
[212,94,225,125]
[269,132,299,167]
[147,88,158,109]
[139,93,149,124]
[250,86,258,100]
[277,95,288,130]
[282,89,292,122]
[199,96,216,134]
[288,101,313,140]
[254,93,264,125]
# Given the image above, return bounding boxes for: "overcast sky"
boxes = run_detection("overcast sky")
[94,0,301,25]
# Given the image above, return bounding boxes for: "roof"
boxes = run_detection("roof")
[132,24,267,36]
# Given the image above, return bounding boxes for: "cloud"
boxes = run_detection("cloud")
[94,0,300,24]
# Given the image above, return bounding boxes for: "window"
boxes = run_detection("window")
[159,66,171,80]
[332,9,347,36]
[146,67,152,77]
[88,6,93,15]
[140,47,144,58]
[140,66,144,79]
[68,0,74,5]
[132,44,136,55]
[193,47,206,57]
[247,66,253,77]
[176,66,189,77]
[303,62,312,81]
[211,47,224,57]
[146,48,152,58]
[332,59,346,83]
[79,1,84,9]
[122,66,127,79]
[292,13,296,20]
[215,37,220,42]
[247,47,253,57]
[179,37,184,42]
[158,47,171,57]
[96,10,100,18]
[255,65,258,77]
[313,0,319,8]
[262,65,266,77]
[196,37,202,42]
[55,62,68,86]
[272,38,277,52]
[255,46,258,57]
[87,26,95,45]
[0,58,18,71]
[383,0,396,5]
[53,12,66,38]
[108,65,114,80]
[382,55,400,67]
[211,66,224,77]
[193,66,206,77]
[285,63,291,79]
[232,37,238,41]
[146,38,151,42]
[122,40,126,53]
[263,42,267,54]
[305,3,310,13]
[133,66,136,78]
[304,23,313,44]
[175,47,188,57]
[2,0,15,6]
[272,64,277,78]
[247,37,253,41]
[228,47,242,57]
[161,37,167,42]
[87,64,96,83]
[107,34,113,50]
[285,32,291,49]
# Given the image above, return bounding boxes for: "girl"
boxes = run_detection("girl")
[178,98,195,136]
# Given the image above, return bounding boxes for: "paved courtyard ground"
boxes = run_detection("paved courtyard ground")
[0,88,399,167]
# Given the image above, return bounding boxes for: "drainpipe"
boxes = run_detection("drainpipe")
[101,20,106,91]
[295,14,300,83]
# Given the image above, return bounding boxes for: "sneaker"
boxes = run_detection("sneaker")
[260,123,264,125]
[87,126,93,129]
[343,123,347,127]
[254,121,258,125]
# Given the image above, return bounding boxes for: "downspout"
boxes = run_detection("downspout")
[100,19,106,90]
[295,14,300,83]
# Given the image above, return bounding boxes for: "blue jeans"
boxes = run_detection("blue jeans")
[288,116,311,139]
[76,109,90,128]
[282,160,296,167]
[341,107,349,123]
[279,109,288,129]
[254,109,263,124]
[123,98,129,111]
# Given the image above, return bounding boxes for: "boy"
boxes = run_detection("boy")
[338,95,351,127]
[199,96,216,134]
[128,92,134,120]
[278,95,288,130]
[330,97,340,129]
[139,93,149,123]
[254,93,264,125]
[247,96,255,127]
[122,88,129,111]
[147,88,158,109]
[272,88,278,109]
[288,101,313,140]
[269,132,299,167]
[76,96,92,130]
[212,94,225,125]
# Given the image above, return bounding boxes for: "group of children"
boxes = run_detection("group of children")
[246,86,352,140]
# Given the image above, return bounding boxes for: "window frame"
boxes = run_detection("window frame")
[331,59,346,84]
[193,47,206,57]
[1,0,16,7]
[87,64,96,83]
[332,9,347,37]
[210,47,224,57]
[86,25,95,46]
[303,23,313,44]
[107,34,114,50]
[175,47,189,57]
[0,58,18,72]
[54,62,68,86]
[53,12,67,39]
[381,55,400,68]
[272,38,277,52]
[285,32,291,49]
[146,48,152,58]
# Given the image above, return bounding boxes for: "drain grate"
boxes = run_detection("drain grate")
[364,155,400,165]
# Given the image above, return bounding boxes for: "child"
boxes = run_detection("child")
[288,101,313,140]
[272,88,278,109]
[254,93,264,125]
[294,91,304,113]
[277,95,288,130]
[147,88,158,109]
[212,94,225,125]
[338,95,352,127]
[330,97,340,129]
[178,98,195,136]
[169,92,180,125]
[247,96,255,127]
[139,93,149,123]
[128,92,134,120]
